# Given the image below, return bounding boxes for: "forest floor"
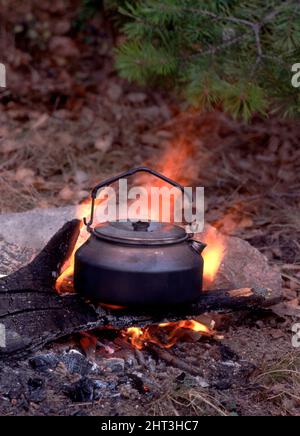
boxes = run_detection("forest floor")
[0,0,300,416]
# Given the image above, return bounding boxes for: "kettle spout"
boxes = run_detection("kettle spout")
[190,240,207,255]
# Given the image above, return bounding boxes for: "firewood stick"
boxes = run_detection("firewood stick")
[147,343,202,377]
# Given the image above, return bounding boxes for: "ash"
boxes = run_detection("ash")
[0,327,257,416]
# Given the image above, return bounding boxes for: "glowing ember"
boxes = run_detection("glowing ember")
[79,332,97,356]
[100,303,126,310]
[123,320,214,350]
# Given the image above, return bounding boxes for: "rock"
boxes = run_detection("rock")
[0,206,76,250]
[61,350,97,376]
[27,377,46,403]
[64,377,106,403]
[29,353,59,372]
[102,358,125,373]
[64,378,93,402]
[0,236,35,275]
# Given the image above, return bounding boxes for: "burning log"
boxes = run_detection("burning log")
[0,220,282,360]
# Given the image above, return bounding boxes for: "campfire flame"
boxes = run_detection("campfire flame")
[202,226,226,286]
[123,320,214,350]
[55,197,103,293]
[156,140,226,282]
[55,221,84,293]
[156,137,195,185]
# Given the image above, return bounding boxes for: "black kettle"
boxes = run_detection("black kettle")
[74,167,206,307]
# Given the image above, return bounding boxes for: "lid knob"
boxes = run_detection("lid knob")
[132,221,150,232]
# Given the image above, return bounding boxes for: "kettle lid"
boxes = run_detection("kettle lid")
[93,221,188,245]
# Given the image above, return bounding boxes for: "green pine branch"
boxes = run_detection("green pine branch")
[103,0,300,120]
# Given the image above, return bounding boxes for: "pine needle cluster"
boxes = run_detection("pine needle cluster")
[104,1,300,119]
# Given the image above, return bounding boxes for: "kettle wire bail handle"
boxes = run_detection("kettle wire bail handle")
[83,166,190,232]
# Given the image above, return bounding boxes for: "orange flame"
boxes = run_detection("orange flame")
[126,138,194,222]
[55,197,105,293]
[123,320,214,350]
[55,222,84,293]
[156,137,195,185]
[202,226,226,286]
[156,138,226,285]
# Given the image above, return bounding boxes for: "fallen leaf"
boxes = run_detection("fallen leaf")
[127,92,147,103]
[58,186,74,201]
[0,126,9,137]
[49,36,80,58]
[141,132,158,145]
[270,329,285,339]
[56,132,73,146]
[271,302,300,318]
[32,113,49,130]
[238,216,254,229]
[76,190,89,201]
[74,170,89,185]
[287,298,299,307]
[15,168,35,183]
[53,20,71,36]
[95,134,113,153]
[107,83,123,102]
[1,139,19,153]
